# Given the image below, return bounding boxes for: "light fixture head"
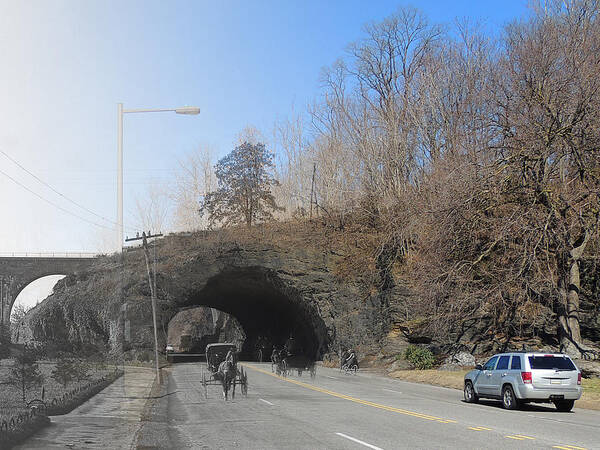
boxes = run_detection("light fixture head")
[175,106,200,115]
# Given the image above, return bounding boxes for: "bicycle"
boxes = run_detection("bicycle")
[341,363,358,375]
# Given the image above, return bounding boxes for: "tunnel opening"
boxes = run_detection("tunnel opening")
[180,266,329,360]
[166,306,246,353]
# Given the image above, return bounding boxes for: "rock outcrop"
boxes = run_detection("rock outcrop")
[167,307,245,352]
[19,226,390,360]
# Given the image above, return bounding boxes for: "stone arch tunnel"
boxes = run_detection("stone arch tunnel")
[151,239,345,361]
[172,266,330,359]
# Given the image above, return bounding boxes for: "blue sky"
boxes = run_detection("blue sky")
[0,0,528,308]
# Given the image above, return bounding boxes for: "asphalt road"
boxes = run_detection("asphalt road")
[138,362,600,450]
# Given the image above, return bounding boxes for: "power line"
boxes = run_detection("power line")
[0,149,140,234]
[0,167,131,232]
[0,149,128,229]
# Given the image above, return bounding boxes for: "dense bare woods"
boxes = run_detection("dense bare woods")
[268,1,600,356]
[159,2,599,355]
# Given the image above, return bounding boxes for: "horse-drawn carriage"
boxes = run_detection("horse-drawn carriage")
[201,343,248,400]
[272,350,316,379]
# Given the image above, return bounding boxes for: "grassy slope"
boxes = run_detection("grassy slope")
[389,369,600,410]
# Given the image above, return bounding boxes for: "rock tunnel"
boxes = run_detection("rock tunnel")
[174,266,329,360]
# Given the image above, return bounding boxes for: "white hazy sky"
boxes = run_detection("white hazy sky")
[1,0,527,310]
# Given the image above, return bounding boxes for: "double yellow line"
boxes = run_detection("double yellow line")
[242,363,456,424]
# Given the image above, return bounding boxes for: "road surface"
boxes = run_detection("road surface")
[136,362,600,449]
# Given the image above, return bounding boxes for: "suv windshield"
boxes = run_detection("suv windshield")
[528,356,576,371]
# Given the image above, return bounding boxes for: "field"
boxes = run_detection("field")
[0,359,116,422]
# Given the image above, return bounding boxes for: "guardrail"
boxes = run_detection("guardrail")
[0,252,98,258]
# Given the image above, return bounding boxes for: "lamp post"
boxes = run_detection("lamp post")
[116,104,200,252]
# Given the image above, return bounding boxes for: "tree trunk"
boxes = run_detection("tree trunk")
[557,232,589,357]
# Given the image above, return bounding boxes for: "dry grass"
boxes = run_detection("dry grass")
[389,369,600,410]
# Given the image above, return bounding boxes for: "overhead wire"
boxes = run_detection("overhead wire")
[0,167,120,231]
[0,150,140,234]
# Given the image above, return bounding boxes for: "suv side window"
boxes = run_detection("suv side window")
[510,355,522,370]
[496,355,510,370]
[483,356,498,371]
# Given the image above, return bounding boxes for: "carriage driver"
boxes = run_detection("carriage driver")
[225,348,235,365]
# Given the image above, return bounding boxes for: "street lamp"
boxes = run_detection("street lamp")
[116,103,200,252]
[117,103,199,383]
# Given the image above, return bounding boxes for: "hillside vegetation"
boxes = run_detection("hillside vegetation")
[16,2,600,365]
[265,2,600,359]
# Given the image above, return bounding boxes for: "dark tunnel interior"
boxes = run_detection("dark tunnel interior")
[178,267,328,360]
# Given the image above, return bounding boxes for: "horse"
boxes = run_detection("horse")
[282,355,316,378]
[271,348,282,373]
[216,359,237,400]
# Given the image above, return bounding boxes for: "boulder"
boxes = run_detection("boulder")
[444,351,476,367]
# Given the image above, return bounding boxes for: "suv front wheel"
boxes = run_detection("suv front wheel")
[502,385,519,410]
[464,381,478,403]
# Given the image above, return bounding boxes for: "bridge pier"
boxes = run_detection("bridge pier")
[0,275,18,330]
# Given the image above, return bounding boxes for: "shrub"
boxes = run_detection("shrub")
[404,346,435,370]
[9,350,44,402]
[72,360,90,383]
[51,358,75,388]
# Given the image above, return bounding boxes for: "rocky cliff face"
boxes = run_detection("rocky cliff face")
[18,224,597,364]
[19,226,391,360]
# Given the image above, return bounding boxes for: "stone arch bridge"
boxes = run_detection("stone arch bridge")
[0,254,96,328]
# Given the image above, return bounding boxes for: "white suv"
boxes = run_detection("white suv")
[464,352,582,411]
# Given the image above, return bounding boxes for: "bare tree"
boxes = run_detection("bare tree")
[491,0,600,356]
[171,145,216,231]
[133,182,172,233]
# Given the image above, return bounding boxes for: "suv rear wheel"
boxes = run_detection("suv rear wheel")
[464,381,478,403]
[554,399,574,412]
[502,385,519,410]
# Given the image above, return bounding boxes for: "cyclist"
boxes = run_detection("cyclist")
[344,349,358,370]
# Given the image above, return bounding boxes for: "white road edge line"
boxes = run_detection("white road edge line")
[382,388,402,394]
[259,398,274,406]
[336,432,384,450]
[326,376,338,379]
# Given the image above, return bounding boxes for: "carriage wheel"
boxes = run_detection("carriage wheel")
[241,372,248,396]
[232,376,236,400]
[202,372,208,398]
[310,365,316,379]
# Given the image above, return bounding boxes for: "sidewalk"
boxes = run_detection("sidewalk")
[14,367,156,450]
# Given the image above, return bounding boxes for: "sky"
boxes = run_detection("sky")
[0,0,529,311]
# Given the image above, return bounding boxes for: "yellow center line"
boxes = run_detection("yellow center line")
[242,363,456,424]
[554,446,587,450]
[506,435,525,440]
[468,426,492,431]
[513,435,535,440]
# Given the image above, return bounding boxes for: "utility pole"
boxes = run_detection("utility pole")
[125,231,163,381]
[309,163,316,220]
